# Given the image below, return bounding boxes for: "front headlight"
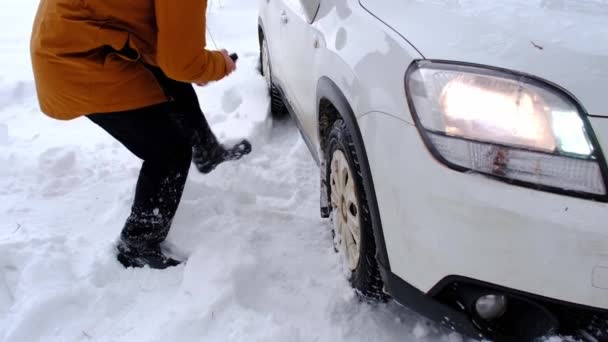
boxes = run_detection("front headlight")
[405,60,607,198]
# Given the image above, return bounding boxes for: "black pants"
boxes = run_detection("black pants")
[88,68,215,248]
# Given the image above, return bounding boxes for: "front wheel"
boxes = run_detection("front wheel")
[260,35,288,119]
[326,119,387,302]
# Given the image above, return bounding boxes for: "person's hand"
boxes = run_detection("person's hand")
[196,49,236,87]
[220,49,236,75]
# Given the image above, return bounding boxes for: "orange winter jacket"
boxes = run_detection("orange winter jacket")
[30,0,229,120]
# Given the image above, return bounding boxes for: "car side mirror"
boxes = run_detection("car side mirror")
[299,0,320,22]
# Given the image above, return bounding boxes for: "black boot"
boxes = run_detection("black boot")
[116,240,181,269]
[193,139,252,174]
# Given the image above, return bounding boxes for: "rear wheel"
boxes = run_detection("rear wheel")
[326,119,387,302]
[260,36,288,119]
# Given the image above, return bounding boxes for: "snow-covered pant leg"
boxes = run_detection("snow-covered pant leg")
[87,103,192,248]
[145,67,253,174]
[145,65,220,151]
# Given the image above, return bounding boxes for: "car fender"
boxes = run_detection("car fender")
[312,1,422,124]
[316,76,391,271]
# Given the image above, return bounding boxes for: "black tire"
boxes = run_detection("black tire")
[326,119,387,302]
[259,34,288,120]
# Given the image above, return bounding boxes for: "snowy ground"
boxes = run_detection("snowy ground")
[0,1,577,342]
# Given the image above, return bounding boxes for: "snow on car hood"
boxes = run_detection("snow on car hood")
[360,0,608,116]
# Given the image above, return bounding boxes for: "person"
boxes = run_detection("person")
[30,0,251,269]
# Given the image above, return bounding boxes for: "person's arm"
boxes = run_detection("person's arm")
[155,0,229,83]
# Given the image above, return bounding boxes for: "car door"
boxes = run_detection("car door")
[280,0,322,147]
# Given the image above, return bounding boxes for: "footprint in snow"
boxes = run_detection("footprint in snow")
[221,87,243,114]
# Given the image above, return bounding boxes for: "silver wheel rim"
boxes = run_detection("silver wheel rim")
[262,40,272,92]
[330,149,361,271]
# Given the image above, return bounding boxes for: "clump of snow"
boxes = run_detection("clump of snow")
[447,332,463,342]
[38,147,77,176]
[413,321,430,339]
[539,336,579,342]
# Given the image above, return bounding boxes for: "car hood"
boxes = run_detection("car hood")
[360,0,608,116]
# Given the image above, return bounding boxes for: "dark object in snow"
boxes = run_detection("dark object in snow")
[193,139,252,174]
[116,240,181,269]
[230,53,239,62]
[531,41,544,50]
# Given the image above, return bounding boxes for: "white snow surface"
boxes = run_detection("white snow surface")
[0,1,578,341]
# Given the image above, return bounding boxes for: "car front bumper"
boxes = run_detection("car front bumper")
[358,112,608,338]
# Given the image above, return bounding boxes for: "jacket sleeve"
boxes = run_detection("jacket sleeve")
[154,0,228,83]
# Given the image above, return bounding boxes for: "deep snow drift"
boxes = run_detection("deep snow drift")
[0,1,578,341]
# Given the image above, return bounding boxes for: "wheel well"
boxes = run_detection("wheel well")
[257,23,265,73]
[316,77,391,271]
[258,24,264,48]
[318,98,341,156]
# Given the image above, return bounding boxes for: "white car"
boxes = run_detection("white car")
[257,0,608,340]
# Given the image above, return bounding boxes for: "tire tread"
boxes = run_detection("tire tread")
[326,119,387,302]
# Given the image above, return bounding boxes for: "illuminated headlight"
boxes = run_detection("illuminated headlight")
[405,61,607,197]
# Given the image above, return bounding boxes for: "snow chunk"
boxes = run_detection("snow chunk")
[413,321,429,339]
[38,147,77,176]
